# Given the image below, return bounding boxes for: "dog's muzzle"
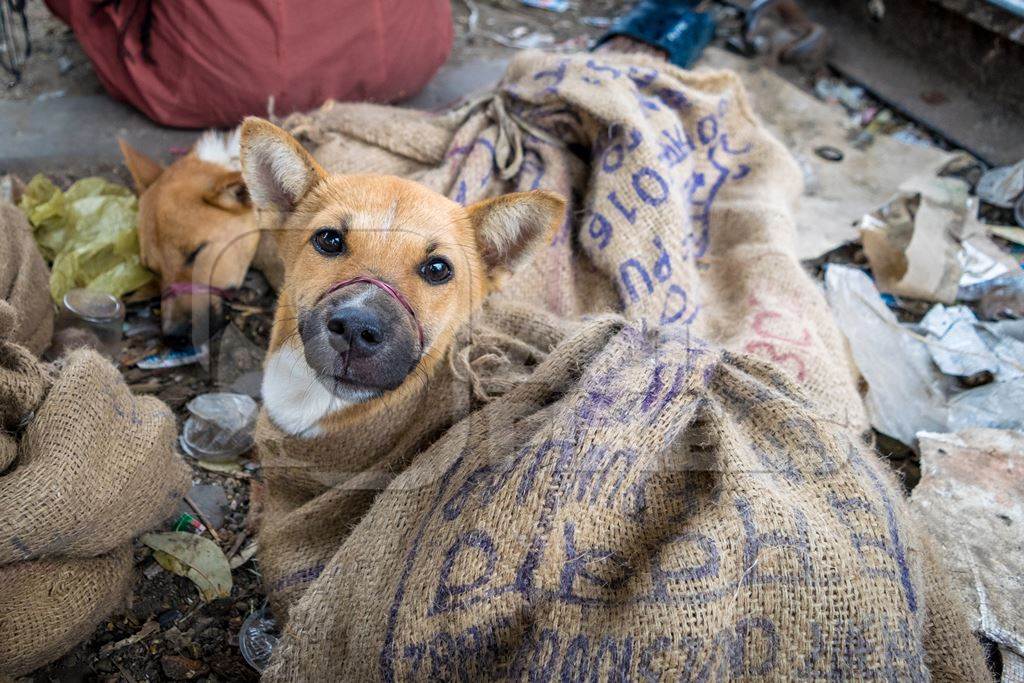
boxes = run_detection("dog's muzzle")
[320,276,424,349]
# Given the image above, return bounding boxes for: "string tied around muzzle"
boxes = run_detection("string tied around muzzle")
[451,89,564,181]
[322,276,425,350]
[160,282,238,301]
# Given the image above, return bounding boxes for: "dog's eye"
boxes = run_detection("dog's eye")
[418,257,453,285]
[312,228,346,256]
[184,242,207,266]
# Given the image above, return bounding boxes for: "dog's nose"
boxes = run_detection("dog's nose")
[327,307,385,356]
[162,321,193,349]
[161,308,224,348]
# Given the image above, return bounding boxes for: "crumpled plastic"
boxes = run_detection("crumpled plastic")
[858,175,1020,304]
[825,265,950,445]
[827,265,1024,445]
[19,174,154,303]
[179,392,259,461]
[959,274,1024,320]
[919,304,1003,379]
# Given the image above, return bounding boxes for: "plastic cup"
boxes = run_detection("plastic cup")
[57,289,125,361]
[179,392,259,461]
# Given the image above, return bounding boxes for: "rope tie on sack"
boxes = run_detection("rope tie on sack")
[447,327,548,404]
[451,89,564,180]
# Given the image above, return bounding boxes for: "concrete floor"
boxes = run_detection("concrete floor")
[0,57,511,179]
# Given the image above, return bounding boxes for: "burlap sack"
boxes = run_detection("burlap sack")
[0,305,190,675]
[260,51,986,679]
[0,548,133,677]
[0,202,54,355]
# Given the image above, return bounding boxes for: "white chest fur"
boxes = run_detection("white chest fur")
[261,344,347,437]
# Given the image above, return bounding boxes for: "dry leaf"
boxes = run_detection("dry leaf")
[141,531,232,601]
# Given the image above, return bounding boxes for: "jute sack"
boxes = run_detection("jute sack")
[0,202,54,355]
[260,50,986,679]
[263,313,985,681]
[0,299,190,676]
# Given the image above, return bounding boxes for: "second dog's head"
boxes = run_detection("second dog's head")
[121,131,258,345]
[240,118,565,436]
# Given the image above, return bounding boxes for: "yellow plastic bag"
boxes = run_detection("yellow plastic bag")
[19,175,154,303]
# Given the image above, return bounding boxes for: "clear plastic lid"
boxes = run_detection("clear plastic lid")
[62,289,125,323]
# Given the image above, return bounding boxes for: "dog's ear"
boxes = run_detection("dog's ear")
[240,117,325,212]
[468,190,565,278]
[118,139,163,194]
[204,171,250,213]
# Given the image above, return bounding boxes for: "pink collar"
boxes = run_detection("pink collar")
[322,276,424,349]
[161,282,237,301]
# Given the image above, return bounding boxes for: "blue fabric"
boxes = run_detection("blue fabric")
[595,0,715,69]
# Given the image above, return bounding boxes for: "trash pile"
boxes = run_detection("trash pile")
[812,75,943,153]
[823,161,1024,449]
[818,154,1024,673]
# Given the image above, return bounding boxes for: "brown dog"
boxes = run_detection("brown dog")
[239,118,564,437]
[121,130,278,344]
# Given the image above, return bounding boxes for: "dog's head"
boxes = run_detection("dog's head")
[240,118,564,436]
[121,131,258,345]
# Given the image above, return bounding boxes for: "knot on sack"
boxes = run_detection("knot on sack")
[281,100,337,147]
[448,327,548,403]
[453,90,562,180]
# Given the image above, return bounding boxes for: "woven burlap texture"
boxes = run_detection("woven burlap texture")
[0,202,54,355]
